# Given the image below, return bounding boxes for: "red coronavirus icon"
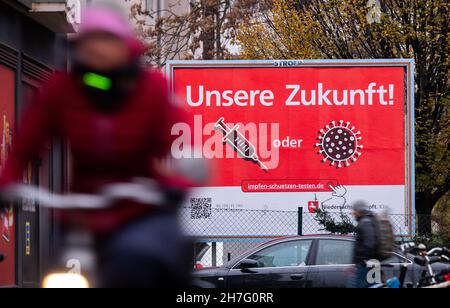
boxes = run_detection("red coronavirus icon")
[315,120,363,168]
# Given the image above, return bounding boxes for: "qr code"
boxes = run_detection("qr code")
[190,198,212,219]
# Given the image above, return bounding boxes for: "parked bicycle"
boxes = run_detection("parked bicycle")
[413,246,450,288]
[371,242,450,288]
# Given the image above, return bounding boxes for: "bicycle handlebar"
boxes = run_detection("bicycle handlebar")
[1,178,169,210]
[400,243,449,258]
[400,242,426,254]
[414,256,442,267]
[426,247,449,258]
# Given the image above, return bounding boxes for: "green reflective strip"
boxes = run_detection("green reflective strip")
[83,72,112,91]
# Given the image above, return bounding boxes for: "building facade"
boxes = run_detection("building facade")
[0,0,78,287]
[0,0,191,287]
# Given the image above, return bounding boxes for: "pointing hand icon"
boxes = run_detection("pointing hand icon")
[329,185,347,198]
[321,184,348,210]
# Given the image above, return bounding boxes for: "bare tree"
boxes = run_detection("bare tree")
[126,0,271,66]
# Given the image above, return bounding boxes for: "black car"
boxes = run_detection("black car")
[192,235,450,288]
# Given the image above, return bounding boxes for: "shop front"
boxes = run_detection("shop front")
[0,0,77,287]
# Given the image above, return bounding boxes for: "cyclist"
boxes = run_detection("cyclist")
[0,4,193,288]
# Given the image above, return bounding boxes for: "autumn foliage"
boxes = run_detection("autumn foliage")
[238,0,449,234]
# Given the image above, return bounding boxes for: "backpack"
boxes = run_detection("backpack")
[372,212,395,261]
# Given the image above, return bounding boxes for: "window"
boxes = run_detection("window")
[247,240,312,268]
[316,240,354,265]
[145,0,154,11]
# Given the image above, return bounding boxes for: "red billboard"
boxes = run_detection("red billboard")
[167,60,415,236]
[0,64,16,286]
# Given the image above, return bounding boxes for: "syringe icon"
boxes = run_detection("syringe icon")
[215,117,269,172]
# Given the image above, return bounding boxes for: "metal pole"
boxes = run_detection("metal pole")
[298,207,303,236]
[211,242,217,267]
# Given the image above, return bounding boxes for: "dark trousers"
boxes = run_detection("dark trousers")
[347,265,373,288]
[97,213,192,288]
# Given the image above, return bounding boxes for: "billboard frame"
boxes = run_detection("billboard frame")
[166,59,415,236]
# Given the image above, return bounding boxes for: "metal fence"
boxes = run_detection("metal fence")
[180,207,438,268]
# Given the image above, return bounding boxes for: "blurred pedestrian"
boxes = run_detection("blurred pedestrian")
[347,200,378,288]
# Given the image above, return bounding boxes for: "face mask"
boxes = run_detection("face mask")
[72,60,141,113]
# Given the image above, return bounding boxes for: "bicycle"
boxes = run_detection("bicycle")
[387,242,450,288]
[413,246,450,288]
[1,178,189,288]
